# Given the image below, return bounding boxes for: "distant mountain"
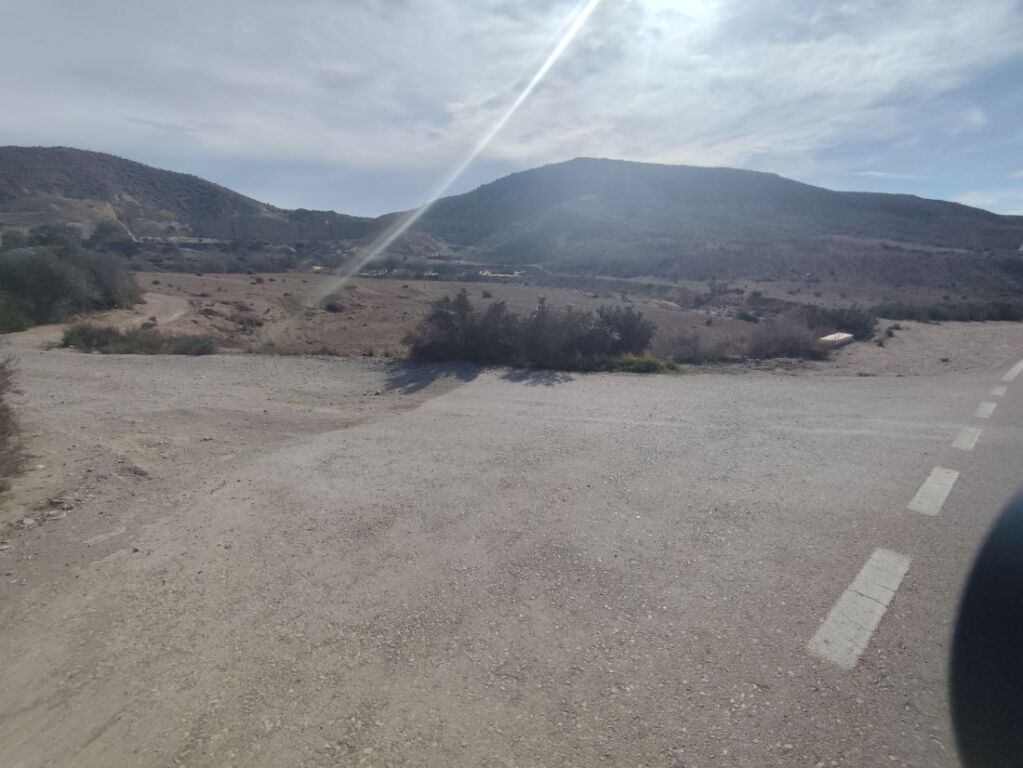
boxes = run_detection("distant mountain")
[413,157,1023,254]
[3,147,1022,285]
[0,146,377,241]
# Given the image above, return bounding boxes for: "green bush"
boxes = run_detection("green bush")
[405,290,521,364]
[61,324,216,355]
[0,245,141,324]
[0,295,31,333]
[404,290,660,371]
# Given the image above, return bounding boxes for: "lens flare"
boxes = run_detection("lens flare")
[309,0,604,305]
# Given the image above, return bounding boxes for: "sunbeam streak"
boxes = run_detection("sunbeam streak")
[310,0,604,303]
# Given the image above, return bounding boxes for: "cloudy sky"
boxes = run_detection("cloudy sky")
[3,0,1022,215]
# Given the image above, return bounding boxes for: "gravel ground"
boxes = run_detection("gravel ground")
[1,316,1022,766]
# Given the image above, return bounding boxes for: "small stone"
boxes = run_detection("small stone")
[20,518,38,529]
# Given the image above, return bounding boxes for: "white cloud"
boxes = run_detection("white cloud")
[1,0,1021,211]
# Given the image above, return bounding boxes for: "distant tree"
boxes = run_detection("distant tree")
[0,249,82,322]
[0,245,140,324]
[27,224,81,248]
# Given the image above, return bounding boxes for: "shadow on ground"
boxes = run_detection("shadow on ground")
[500,369,575,387]
[384,362,481,394]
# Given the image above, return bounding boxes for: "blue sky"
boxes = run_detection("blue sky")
[2,0,1022,216]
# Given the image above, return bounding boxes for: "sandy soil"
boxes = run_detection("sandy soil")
[134,272,751,357]
[3,292,191,347]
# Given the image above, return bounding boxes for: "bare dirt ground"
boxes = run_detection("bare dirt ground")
[4,292,191,347]
[3,275,1023,766]
[812,320,1023,377]
[133,272,752,357]
[1,329,1022,766]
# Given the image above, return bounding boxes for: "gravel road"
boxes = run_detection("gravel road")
[1,324,1022,767]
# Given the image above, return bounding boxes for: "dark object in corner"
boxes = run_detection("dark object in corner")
[951,491,1023,767]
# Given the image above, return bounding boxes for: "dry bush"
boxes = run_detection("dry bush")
[62,324,216,355]
[404,290,658,371]
[747,320,827,360]
[666,332,732,364]
[0,352,21,492]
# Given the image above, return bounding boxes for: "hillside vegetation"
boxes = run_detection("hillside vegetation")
[0,146,376,242]
[2,147,1023,294]
[0,224,140,330]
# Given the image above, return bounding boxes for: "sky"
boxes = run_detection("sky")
[2,0,1022,216]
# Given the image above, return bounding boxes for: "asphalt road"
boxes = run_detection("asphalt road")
[1,347,1022,767]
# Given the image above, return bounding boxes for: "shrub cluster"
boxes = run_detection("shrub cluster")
[0,238,141,326]
[747,320,828,360]
[404,290,657,371]
[872,301,1023,323]
[795,305,876,340]
[61,324,216,355]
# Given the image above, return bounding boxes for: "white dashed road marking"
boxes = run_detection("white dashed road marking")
[953,426,983,451]
[1002,360,1023,382]
[990,385,1007,397]
[908,467,960,515]
[808,548,911,670]
[974,401,997,419]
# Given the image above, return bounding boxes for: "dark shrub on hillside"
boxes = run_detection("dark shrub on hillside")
[404,290,657,371]
[0,352,21,492]
[747,320,827,360]
[0,295,31,333]
[61,324,216,355]
[735,310,759,323]
[796,305,876,340]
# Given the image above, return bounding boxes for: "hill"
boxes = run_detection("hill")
[0,146,378,242]
[2,147,1023,288]
[416,157,1023,250]
[410,158,1023,279]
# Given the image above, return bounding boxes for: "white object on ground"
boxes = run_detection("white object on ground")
[819,332,854,348]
